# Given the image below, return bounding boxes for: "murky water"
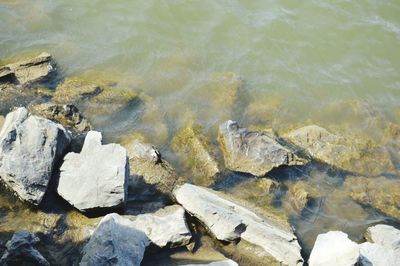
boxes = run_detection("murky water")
[1,0,400,264]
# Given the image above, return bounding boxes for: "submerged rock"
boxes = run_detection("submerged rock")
[0,52,55,86]
[29,103,91,133]
[57,131,128,213]
[218,120,307,177]
[173,183,303,266]
[183,260,238,266]
[284,181,313,213]
[0,230,50,266]
[308,231,360,266]
[343,176,400,220]
[124,138,178,196]
[0,107,71,205]
[80,213,150,266]
[0,115,4,128]
[284,125,397,176]
[172,125,220,185]
[127,205,192,248]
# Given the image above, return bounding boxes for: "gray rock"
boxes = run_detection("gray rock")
[359,242,399,266]
[0,230,50,266]
[365,224,400,253]
[182,260,239,266]
[80,213,150,266]
[0,107,71,205]
[173,183,303,266]
[1,52,55,86]
[308,231,360,266]
[57,131,128,212]
[127,205,192,248]
[125,139,178,195]
[218,120,307,177]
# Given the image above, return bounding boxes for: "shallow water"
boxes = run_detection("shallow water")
[1,0,400,264]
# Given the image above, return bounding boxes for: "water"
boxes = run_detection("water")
[1,0,400,264]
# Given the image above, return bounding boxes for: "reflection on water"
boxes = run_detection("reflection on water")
[1,0,400,264]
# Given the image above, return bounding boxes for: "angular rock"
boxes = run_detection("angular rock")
[308,231,360,266]
[0,230,50,266]
[80,213,150,266]
[284,125,397,176]
[57,131,128,212]
[0,52,55,86]
[124,138,178,196]
[218,120,307,177]
[173,183,303,266]
[359,242,399,266]
[172,125,220,185]
[365,224,400,252]
[183,260,239,266]
[0,107,71,205]
[285,181,312,213]
[127,205,192,248]
[29,103,91,133]
[343,176,400,220]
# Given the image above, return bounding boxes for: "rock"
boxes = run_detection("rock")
[172,125,220,185]
[284,125,396,176]
[57,131,128,212]
[218,120,308,177]
[308,231,360,266]
[365,224,400,252]
[0,107,71,205]
[127,205,192,248]
[182,259,239,266]
[0,52,55,86]
[359,242,399,266]
[29,103,91,133]
[80,213,150,266]
[0,230,50,266]
[124,138,178,196]
[285,181,312,213]
[0,115,4,128]
[173,183,303,266]
[343,176,400,220]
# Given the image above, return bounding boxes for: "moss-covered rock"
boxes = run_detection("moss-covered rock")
[171,125,220,186]
[283,181,317,213]
[343,176,400,220]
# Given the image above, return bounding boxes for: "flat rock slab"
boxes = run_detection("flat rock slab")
[57,131,128,212]
[0,107,71,205]
[127,205,192,248]
[173,183,303,266]
[308,231,360,266]
[218,120,307,177]
[80,213,150,266]
[0,230,50,266]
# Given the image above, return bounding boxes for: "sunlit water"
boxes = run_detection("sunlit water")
[1,0,400,264]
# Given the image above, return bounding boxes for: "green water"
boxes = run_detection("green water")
[1,0,400,264]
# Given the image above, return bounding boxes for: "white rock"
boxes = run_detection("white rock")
[174,183,303,266]
[308,231,360,266]
[0,107,71,205]
[183,259,239,266]
[57,131,128,212]
[365,224,400,252]
[359,242,399,266]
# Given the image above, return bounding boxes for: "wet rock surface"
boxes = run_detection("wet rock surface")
[0,230,50,266]
[219,120,308,177]
[173,183,303,266]
[182,259,239,266]
[343,176,400,220]
[57,131,128,213]
[172,125,220,185]
[0,107,71,205]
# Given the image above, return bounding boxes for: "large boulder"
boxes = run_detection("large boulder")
[0,52,55,86]
[284,125,397,176]
[0,107,71,205]
[343,176,400,220]
[173,183,303,266]
[127,205,192,248]
[57,131,128,212]
[80,213,150,266]
[172,125,220,185]
[0,230,50,266]
[218,120,307,177]
[308,231,360,266]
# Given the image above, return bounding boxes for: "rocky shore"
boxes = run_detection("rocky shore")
[0,53,399,266]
